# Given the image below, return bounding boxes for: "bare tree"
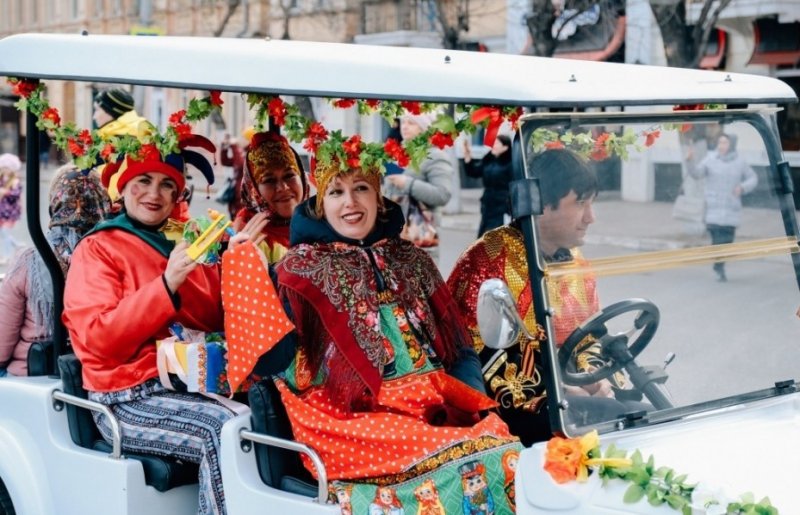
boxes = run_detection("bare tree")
[525,0,733,68]
[432,0,470,50]
[213,0,243,37]
[652,0,733,68]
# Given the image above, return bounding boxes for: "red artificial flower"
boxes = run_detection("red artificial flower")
[303,122,328,153]
[544,140,565,150]
[507,107,524,130]
[343,134,363,157]
[268,97,287,126]
[643,130,661,147]
[41,107,61,127]
[169,110,187,125]
[138,143,161,161]
[209,90,223,107]
[100,143,115,161]
[429,131,454,150]
[333,98,356,109]
[365,99,380,109]
[173,122,192,141]
[383,138,410,168]
[673,104,704,111]
[67,138,85,157]
[595,132,610,146]
[347,156,361,168]
[9,78,39,99]
[400,101,422,115]
[78,129,93,146]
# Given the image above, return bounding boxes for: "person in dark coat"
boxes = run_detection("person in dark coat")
[463,134,513,237]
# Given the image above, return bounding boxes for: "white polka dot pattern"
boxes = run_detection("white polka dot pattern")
[222,241,294,391]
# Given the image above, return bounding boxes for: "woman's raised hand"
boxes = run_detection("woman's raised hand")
[235,211,268,247]
[164,241,199,294]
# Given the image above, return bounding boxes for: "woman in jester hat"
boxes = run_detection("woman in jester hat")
[63,135,239,515]
[273,145,521,515]
[233,131,310,263]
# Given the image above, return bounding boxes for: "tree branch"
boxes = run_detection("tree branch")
[213,0,242,38]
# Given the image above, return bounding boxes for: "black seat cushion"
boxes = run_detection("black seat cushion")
[27,339,55,377]
[248,380,317,492]
[93,440,199,493]
[57,354,199,492]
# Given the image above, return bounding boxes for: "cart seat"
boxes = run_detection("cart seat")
[247,380,318,497]
[57,353,199,492]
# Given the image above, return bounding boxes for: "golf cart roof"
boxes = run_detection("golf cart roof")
[0,33,796,107]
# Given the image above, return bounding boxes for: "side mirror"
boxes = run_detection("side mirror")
[477,278,536,351]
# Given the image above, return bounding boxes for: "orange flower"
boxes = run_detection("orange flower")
[644,130,661,147]
[543,431,631,484]
[544,140,565,150]
[543,436,583,483]
[41,107,61,127]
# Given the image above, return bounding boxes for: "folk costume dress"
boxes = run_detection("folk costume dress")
[274,198,521,515]
[447,224,621,446]
[63,212,236,515]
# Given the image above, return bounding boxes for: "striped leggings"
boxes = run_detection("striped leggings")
[90,386,236,515]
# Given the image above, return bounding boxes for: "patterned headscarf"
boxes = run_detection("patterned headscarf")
[10,165,113,337]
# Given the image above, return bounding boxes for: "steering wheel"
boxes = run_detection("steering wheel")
[558,299,659,386]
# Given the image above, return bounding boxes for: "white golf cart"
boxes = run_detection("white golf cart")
[0,33,797,514]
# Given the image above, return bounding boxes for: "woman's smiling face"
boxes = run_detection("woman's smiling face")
[321,171,378,241]
[121,172,178,226]
[255,166,304,219]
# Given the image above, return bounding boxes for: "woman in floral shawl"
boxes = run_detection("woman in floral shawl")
[273,152,521,515]
[232,131,309,263]
[0,165,112,377]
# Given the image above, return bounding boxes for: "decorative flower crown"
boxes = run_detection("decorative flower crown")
[6,77,223,171]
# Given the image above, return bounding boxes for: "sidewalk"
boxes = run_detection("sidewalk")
[441,189,784,252]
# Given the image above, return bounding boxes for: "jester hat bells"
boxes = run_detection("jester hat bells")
[240,131,309,218]
[101,134,216,198]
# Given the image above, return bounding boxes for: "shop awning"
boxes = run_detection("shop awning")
[749,18,800,66]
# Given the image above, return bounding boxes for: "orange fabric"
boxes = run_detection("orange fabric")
[276,369,512,481]
[221,241,294,392]
[63,230,223,392]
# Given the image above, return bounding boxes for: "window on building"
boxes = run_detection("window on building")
[32,0,39,24]
[72,0,81,19]
[111,0,122,15]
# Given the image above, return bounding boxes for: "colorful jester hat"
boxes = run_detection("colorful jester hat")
[101,134,217,196]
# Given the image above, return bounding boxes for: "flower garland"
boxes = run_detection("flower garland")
[6,77,222,169]
[247,94,523,175]
[529,104,727,162]
[543,430,778,514]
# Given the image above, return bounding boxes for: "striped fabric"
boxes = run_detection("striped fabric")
[90,380,236,515]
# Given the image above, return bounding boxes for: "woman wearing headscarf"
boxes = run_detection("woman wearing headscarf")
[63,138,237,514]
[383,114,453,260]
[273,150,520,514]
[0,153,23,264]
[0,165,112,377]
[687,132,757,281]
[232,131,309,264]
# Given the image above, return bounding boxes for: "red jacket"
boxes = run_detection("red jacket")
[63,229,223,392]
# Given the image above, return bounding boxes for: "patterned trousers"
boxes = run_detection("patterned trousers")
[90,382,236,515]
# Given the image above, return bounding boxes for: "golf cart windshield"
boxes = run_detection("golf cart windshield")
[518,108,800,436]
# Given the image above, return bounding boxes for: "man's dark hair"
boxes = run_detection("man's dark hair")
[531,149,597,210]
